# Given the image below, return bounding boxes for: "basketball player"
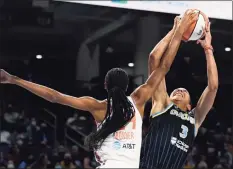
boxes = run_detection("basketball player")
[0,17,185,167]
[140,14,218,169]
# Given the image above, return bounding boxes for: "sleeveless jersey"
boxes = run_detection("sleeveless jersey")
[95,97,142,168]
[140,103,196,169]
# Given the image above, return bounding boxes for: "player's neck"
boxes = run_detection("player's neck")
[177,104,188,112]
[173,101,188,112]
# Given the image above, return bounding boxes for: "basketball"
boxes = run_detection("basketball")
[181,9,209,42]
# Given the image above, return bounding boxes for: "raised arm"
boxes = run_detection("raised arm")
[149,16,179,74]
[0,69,105,121]
[131,10,199,115]
[148,17,180,106]
[194,23,219,129]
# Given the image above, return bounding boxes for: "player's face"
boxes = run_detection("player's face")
[170,88,191,105]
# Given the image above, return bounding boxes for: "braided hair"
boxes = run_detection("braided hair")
[85,68,135,150]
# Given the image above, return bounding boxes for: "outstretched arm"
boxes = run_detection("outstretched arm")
[148,17,180,106]
[133,27,183,107]
[194,23,219,129]
[131,10,198,116]
[0,70,104,121]
[149,17,179,74]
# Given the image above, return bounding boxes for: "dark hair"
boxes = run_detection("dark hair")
[85,68,135,150]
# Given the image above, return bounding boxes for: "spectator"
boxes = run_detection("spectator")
[55,162,62,169]
[8,130,18,145]
[26,118,41,144]
[39,123,50,145]
[26,154,36,167]
[83,154,94,169]
[184,153,195,169]
[223,143,232,168]
[0,152,7,168]
[6,160,14,169]
[60,153,75,169]
[0,131,11,145]
[50,150,59,167]
[213,163,224,169]
[16,110,26,133]
[8,145,21,166]
[213,157,231,169]
[196,155,208,169]
[30,153,48,169]
[66,113,78,126]
[18,161,27,169]
[4,104,19,124]
[57,145,66,161]
[70,145,82,168]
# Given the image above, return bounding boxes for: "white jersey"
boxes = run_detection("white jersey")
[94,97,142,168]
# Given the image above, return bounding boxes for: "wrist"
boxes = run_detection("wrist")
[177,25,185,35]
[10,75,17,84]
[204,45,214,53]
[204,48,214,58]
[174,27,183,38]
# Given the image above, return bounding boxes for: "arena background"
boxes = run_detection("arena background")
[0,0,232,168]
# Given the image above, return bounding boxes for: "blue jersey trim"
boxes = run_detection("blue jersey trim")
[151,103,174,118]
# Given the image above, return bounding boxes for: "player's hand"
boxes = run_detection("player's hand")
[172,16,181,30]
[197,22,212,48]
[179,9,199,34]
[0,69,13,84]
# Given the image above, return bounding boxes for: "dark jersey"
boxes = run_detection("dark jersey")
[140,103,196,169]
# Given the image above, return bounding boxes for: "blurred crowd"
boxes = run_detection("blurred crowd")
[183,125,232,169]
[0,104,97,169]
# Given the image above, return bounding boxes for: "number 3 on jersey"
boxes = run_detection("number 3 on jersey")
[179,125,188,139]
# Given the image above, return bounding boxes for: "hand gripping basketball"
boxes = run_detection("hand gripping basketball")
[179,9,199,34]
[197,22,213,51]
[180,9,209,42]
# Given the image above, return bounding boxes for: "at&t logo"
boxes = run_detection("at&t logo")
[113,141,121,150]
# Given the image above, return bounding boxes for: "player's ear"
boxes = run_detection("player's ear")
[187,104,191,111]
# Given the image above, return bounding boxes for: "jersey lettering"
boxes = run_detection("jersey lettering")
[170,109,195,124]
[122,143,135,149]
[114,116,136,140]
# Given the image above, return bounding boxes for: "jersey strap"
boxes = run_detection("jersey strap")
[151,103,174,118]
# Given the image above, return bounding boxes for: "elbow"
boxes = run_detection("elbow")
[208,81,219,91]
[209,85,218,92]
[47,91,60,103]
[50,97,57,103]
[149,53,160,65]
[149,52,154,59]
[47,95,57,103]
[149,52,158,60]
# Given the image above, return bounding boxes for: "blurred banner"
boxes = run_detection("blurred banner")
[54,1,232,20]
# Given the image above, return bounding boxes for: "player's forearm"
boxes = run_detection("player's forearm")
[205,49,218,91]
[149,29,175,71]
[159,26,183,70]
[11,76,60,102]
